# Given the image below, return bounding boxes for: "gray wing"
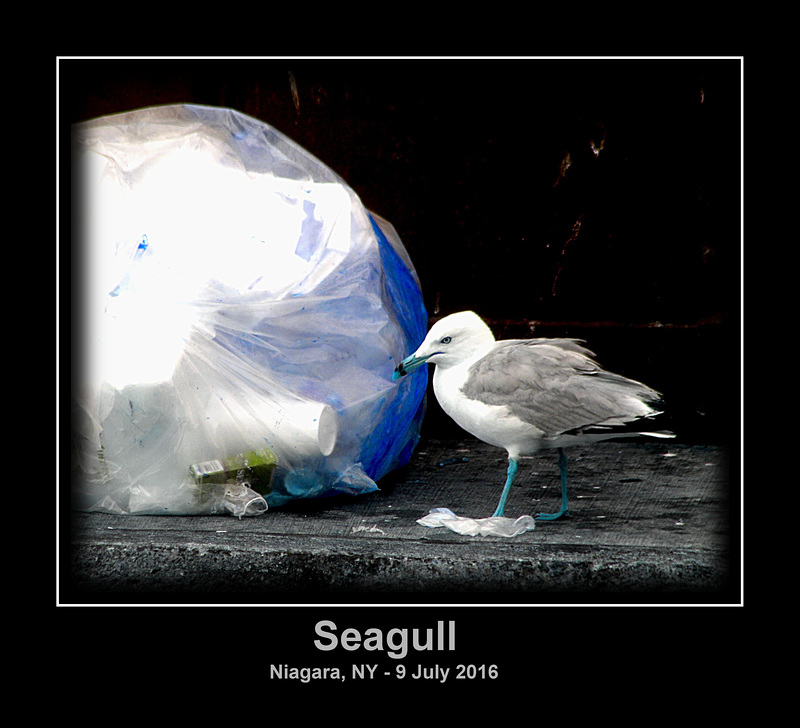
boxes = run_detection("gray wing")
[461,339,663,438]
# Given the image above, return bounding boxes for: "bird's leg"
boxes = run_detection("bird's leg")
[492,457,518,517]
[536,448,571,521]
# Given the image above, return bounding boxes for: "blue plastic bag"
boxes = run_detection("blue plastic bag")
[71,104,428,515]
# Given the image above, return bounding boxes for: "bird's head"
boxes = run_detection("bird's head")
[393,310,496,380]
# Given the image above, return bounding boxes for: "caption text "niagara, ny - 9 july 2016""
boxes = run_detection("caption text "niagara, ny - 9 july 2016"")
[267,620,499,684]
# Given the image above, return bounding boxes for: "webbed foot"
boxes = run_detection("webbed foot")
[535,509,571,522]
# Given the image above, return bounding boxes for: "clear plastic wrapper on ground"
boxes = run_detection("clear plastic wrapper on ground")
[71,104,428,516]
[416,508,536,537]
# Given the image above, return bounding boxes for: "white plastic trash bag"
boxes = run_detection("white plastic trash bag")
[71,104,428,516]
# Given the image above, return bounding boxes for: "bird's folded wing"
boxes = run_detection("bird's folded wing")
[462,340,663,438]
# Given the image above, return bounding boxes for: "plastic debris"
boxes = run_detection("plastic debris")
[416,507,536,537]
[71,104,428,515]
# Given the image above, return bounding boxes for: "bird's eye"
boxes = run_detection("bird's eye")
[440,336,452,344]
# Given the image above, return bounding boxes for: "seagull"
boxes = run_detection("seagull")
[393,311,673,521]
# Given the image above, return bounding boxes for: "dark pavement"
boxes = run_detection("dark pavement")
[65,437,738,605]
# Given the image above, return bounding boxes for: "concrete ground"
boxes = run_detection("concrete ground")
[64,437,738,606]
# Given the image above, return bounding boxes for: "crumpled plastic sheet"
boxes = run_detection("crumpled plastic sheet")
[416,508,536,537]
[70,104,428,516]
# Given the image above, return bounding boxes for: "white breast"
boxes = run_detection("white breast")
[432,363,545,458]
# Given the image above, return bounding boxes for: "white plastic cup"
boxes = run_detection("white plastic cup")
[262,398,338,458]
